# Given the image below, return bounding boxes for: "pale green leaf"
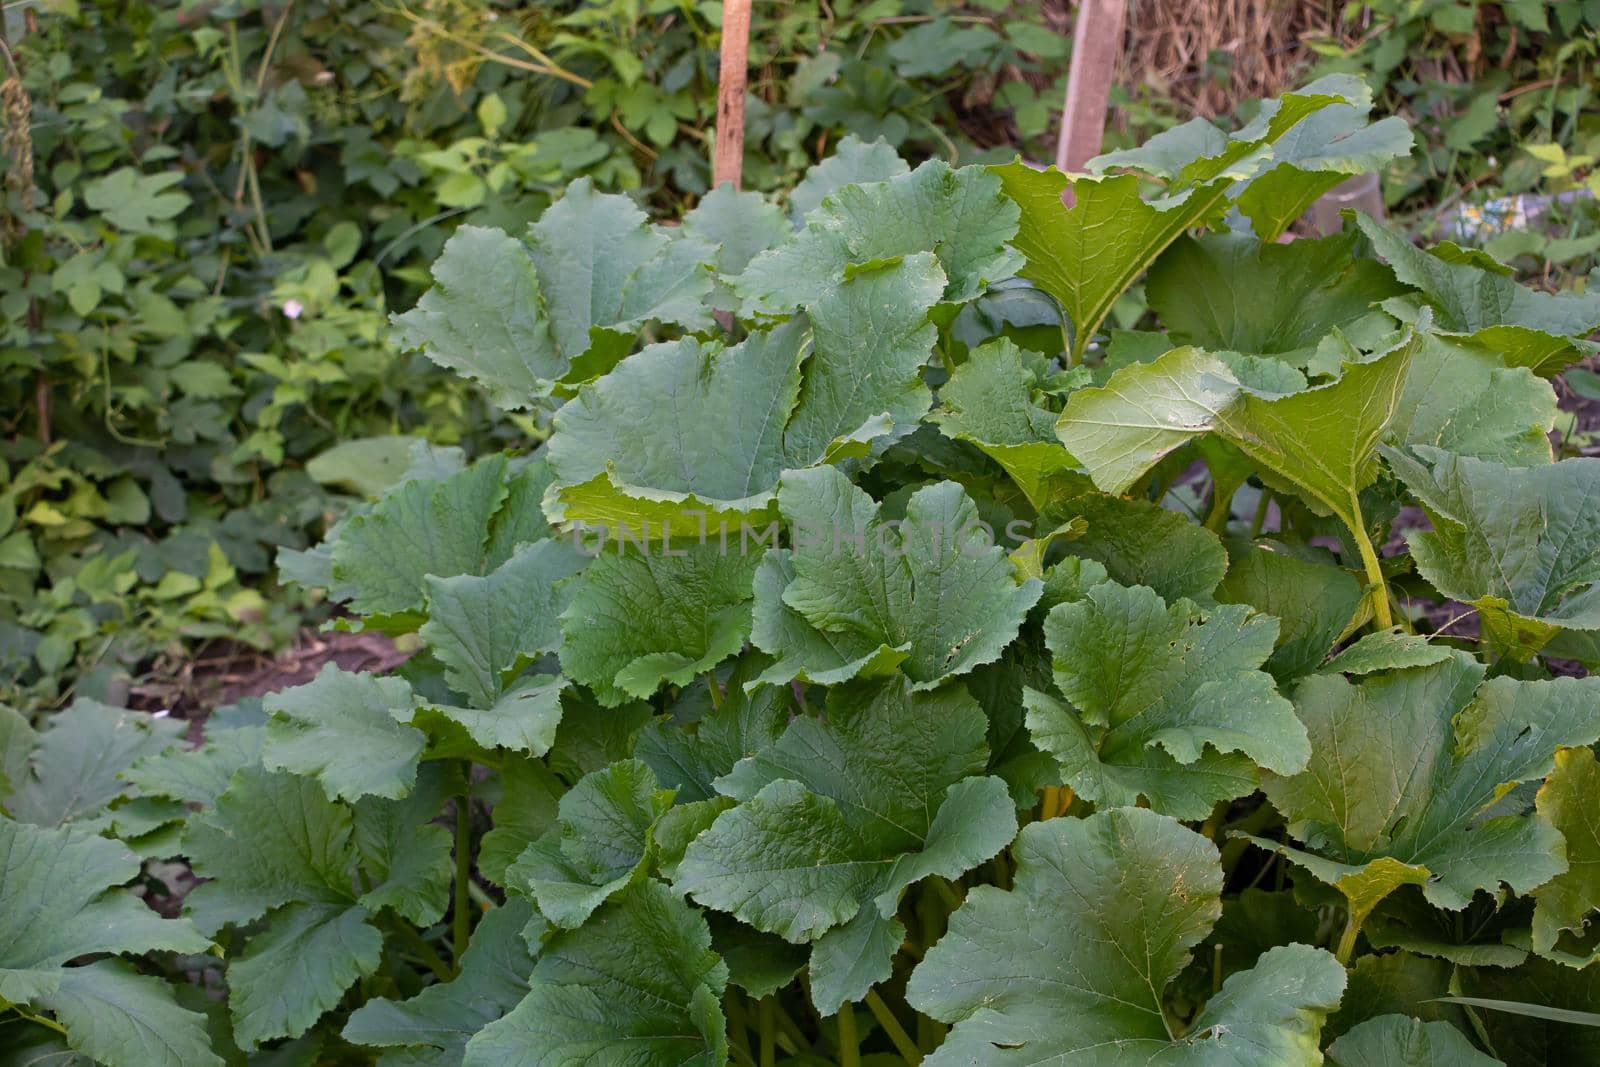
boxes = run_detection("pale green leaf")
[389,227,564,408]
[1027,579,1308,818]
[788,135,909,223]
[1533,746,1600,964]
[462,881,727,1067]
[906,808,1346,1065]
[675,677,1015,943]
[421,539,586,709]
[505,759,672,929]
[558,541,763,706]
[1255,655,1600,913]
[1384,448,1600,661]
[35,961,223,1067]
[681,183,790,276]
[751,468,1041,689]
[1056,345,1240,496]
[733,160,1020,314]
[1326,1015,1501,1067]
[263,664,425,802]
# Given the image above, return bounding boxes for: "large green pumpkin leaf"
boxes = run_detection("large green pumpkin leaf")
[1208,341,1413,537]
[558,541,763,706]
[262,664,426,803]
[1061,338,1413,623]
[1326,1015,1501,1067]
[330,455,511,621]
[1055,345,1240,497]
[998,76,1382,361]
[928,338,1090,511]
[0,820,211,1003]
[750,467,1042,689]
[519,176,716,386]
[732,160,1019,315]
[1214,541,1365,682]
[787,134,909,224]
[226,901,384,1050]
[350,763,460,928]
[1532,746,1600,965]
[389,225,564,408]
[1230,93,1414,240]
[547,253,945,531]
[418,539,585,755]
[505,759,673,929]
[33,961,224,1067]
[462,881,727,1067]
[0,821,215,1067]
[421,540,586,710]
[1058,492,1229,602]
[1383,448,1600,661]
[181,766,402,1048]
[1357,214,1600,375]
[182,766,361,935]
[1026,579,1308,819]
[1389,332,1558,466]
[906,807,1346,1064]
[0,699,185,829]
[1146,231,1403,365]
[634,658,790,803]
[545,322,809,531]
[1247,655,1600,925]
[674,676,1016,1006]
[680,183,790,278]
[342,899,536,1064]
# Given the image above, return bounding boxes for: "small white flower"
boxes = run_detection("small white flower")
[282,299,304,320]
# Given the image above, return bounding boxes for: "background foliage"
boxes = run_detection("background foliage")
[0,0,1596,714]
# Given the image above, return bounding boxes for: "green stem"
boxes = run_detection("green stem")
[864,990,924,1064]
[1335,909,1364,966]
[928,877,962,914]
[726,993,754,1066]
[837,1002,860,1067]
[1248,489,1272,538]
[771,1000,809,1053]
[0,997,69,1037]
[758,997,776,1067]
[390,916,453,981]
[453,780,474,971]
[705,672,725,711]
[1347,494,1393,630]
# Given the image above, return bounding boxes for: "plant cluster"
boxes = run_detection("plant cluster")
[7,74,1600,1064]
[0,0,1063,707]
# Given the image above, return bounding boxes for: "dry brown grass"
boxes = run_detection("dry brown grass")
[1119,0,1353,117]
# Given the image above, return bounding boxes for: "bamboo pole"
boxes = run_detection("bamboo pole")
[713,0,752,189]
[1055,0,1127,174]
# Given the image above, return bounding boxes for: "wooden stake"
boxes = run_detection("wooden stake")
[713,0,752,190]
[1055,0,1127,174]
